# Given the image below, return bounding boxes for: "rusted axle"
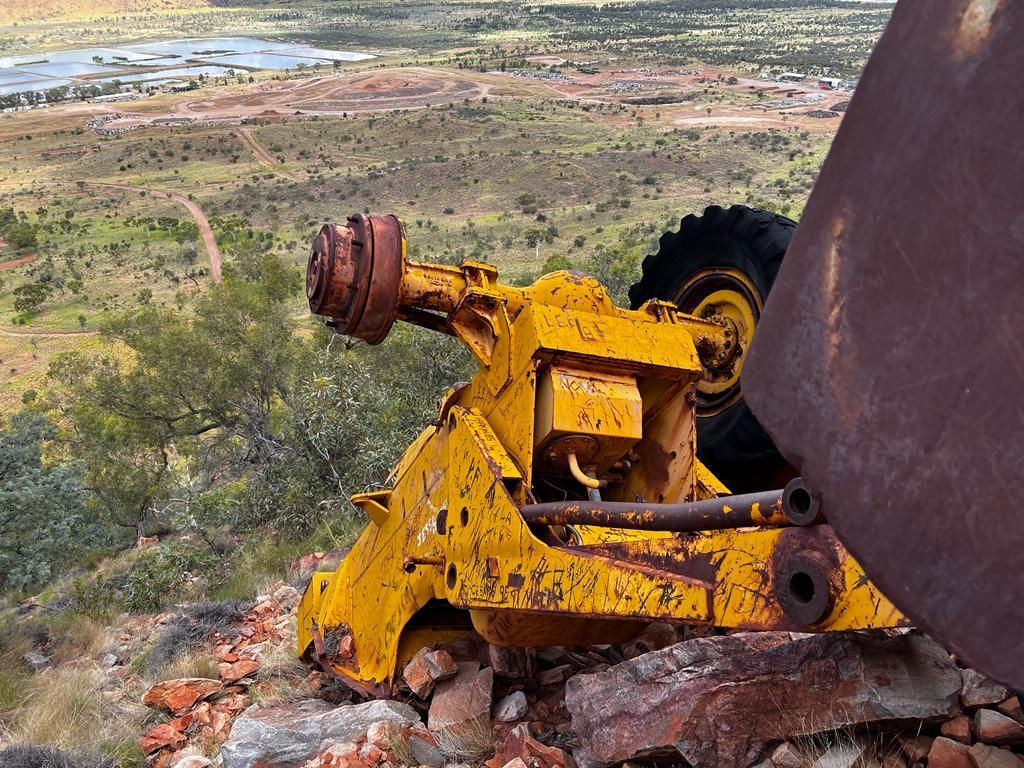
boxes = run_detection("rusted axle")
[520,478,818,533]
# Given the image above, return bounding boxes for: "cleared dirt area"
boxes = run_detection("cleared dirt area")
[0,254,35,270]
[100,68,492,131]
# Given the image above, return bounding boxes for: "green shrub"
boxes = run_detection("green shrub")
[123,543,220,613]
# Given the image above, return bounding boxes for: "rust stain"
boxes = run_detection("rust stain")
[954,0,1003,58]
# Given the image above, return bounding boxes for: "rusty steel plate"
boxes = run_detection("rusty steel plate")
[743,0,1024,687]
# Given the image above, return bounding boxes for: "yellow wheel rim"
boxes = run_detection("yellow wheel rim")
[673,268,762,416]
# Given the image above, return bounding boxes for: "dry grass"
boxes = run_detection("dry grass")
[786,724,905,768]
[153,650,221,682]
[0,666,148,767]
[380,721,416,766]
[250,642,318,706]
[434,715,494,763]
[46,615,116,665]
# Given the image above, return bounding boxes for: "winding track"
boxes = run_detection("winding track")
[0,179,222,282]
[236,127,299,181]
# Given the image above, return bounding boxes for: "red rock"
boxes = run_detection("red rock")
[976,710,1024,745]
[943,714,974,743]
[423,649,458,681]
[289,551,329,580]
[538,664,572,687]
[427,662,493,733]
[140,723,186,754]
[210,707,233,740]
[142,678,223,716]
[566,632,960,768]
[968,743,1024,768]
[304,670,323,690]
[219,659,261,683]
[403,650,436,698]
[254,599,279,617]
[930,737,974,768]
[484,723,574,768]
[358,743,382,764]
[771,742,803,768]
[488,646,536,679]
[901,735,934,762]
[998,698,1024,725]
[365,720,392,748]
[963,670,1011,709]
[338,635,355,660]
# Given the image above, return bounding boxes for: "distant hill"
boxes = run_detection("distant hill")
[1,0,209,24]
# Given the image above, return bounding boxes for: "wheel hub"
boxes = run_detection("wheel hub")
[673,268,762,416]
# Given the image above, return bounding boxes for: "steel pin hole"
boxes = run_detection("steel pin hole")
[446,563,458,589]
[789,571,816,605]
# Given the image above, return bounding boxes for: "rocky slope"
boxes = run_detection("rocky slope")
[5,563,1023,768]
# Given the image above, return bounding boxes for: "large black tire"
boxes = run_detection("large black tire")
[628,204,797,492]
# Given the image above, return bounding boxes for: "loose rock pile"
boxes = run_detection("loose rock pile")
[139,584,309,767]
[208,624,1024,768]
[127,569,1023,768]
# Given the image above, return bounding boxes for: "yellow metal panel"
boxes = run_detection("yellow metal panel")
[525,303,705,377]
[444,408,713,627]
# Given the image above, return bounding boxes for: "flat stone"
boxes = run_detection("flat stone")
[219,698,421,768]
[488,646,536,679]
[170,757,213,768]
[427,662,493,733]
[423,650,459,681]
[140,722,186,755]
[566,631,960,768]
[404,649,436,699]
[537,664,572,687]
[142,678,223,716]
[271,584,300,612]
[406,727,445,767]
[99,653,119,669]
[930,737,974,768]
[976,710,1024,746]
[998,698,1024,725]
[22,652,49,672]
[219,659,261,684]
[771,742,804,768]
[942,714,974,743]
[812,742,865,768]
[963,670,1011,709]
[494,691,529,723]
[969,743,1024,768]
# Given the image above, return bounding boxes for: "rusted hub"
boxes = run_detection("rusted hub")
[773,548,836,626]
[306,213,405,344]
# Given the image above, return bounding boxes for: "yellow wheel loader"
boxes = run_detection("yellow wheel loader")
[297,0,1024,694]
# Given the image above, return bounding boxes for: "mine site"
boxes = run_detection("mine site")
[3,3,1023,768]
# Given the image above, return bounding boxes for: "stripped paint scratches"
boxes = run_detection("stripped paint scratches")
[954,0,1003,58]
[824,213,847,375]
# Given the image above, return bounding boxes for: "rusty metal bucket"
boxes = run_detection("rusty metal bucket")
[744,0,1024,687]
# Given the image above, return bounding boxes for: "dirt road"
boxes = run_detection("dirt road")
[236,127,299,181]
[0,328,97,338]
[0,179,222,283]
